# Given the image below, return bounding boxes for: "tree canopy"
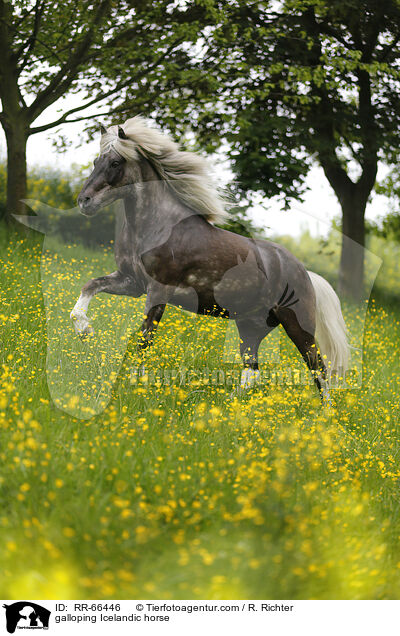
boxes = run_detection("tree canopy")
[185,0,400,200]
[169,0,400,297]
[0,0,210,133]
[0,0,212,219]
[2,0,400,298]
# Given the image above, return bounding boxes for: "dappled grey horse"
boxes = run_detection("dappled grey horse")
[72,116,349,402]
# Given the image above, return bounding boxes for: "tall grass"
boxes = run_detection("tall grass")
[0,216,399,600]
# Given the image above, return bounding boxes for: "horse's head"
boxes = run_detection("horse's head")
[77,126,141,216]
[78,116,227,224]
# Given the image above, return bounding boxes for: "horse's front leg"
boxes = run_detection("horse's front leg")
[236,317,270,390]
[70,271,140,337]
[138,303,166,350]
[137,285,175,350]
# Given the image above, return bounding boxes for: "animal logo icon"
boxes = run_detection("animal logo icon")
[3,602,50,633]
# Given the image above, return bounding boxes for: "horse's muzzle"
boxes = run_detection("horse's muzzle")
[77,195,98,216]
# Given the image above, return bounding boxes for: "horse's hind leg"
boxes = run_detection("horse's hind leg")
[272,305,331,404]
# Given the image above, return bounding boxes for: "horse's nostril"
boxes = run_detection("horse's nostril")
[79,195,91,207]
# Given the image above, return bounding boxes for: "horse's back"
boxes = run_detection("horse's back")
[213,225,315,306]
[254,237,313,290]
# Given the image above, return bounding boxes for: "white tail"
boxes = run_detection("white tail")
[307,271,350,384]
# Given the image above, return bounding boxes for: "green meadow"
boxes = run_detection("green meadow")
[0,224,400,599]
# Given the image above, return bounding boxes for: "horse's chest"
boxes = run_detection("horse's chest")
[140,248,186,286]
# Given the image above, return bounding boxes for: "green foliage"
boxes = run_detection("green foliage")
[275,226,400,301]
[0,1,217,137]
[218,186,265,237]
[373,169,400,243]
[0,161,80,215]
[27,165,82,210]
[0,0,221,220]
[0,162,115,247]
[220,211,262,238]
[178,0,400,206]
[0,163,7,220]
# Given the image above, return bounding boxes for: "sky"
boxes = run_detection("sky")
[0,95,390,239]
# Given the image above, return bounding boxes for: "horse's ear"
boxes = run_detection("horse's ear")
[100,124,107,135]
[118,126,129,140]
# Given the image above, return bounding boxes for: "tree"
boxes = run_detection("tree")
[0,0,209,223]
[183,0,400,299]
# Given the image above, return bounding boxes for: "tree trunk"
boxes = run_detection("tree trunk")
[338,192,367,301]
[2,120,29,223]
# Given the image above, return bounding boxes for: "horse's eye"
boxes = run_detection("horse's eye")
[111,161,121,168]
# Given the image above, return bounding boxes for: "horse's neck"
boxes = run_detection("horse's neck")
[123,181,195,254]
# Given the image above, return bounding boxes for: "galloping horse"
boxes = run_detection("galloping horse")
[72,117,349,403]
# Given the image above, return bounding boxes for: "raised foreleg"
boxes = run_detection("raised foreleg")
[70,271,142,337]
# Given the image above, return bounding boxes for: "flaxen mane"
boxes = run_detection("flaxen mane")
[100,116,229,224]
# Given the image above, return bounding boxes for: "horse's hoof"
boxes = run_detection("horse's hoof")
[240,368,261,390]
[71,310,93,338]
[230,385,249,399]
[321,387,333,406]
[137,338,151,351]
[77,324,94,339]
[322,401,335,415]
